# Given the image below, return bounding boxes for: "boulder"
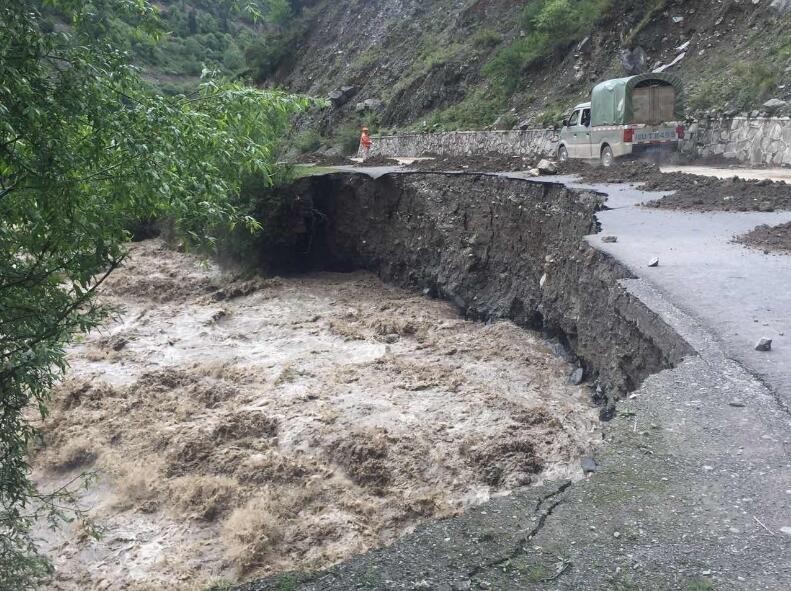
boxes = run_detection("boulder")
[320,146,342,158]
[536,159,558,174]
[328,86,357,107]
[354,98,384,113]
[619,47,648,76]
[763,98,788,112]
[492,115,513,130]
[580,457,597,474]
[755,338,773,352]
[328,90,346,106]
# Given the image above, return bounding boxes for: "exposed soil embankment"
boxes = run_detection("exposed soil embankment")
[252,172,693,412]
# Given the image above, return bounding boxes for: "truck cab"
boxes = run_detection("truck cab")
[557,102,593,163]
[558,73,685,166]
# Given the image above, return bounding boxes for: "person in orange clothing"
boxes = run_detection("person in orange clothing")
[359,127,373,159]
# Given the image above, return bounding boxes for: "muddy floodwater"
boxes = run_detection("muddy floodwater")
[32,240,600,590]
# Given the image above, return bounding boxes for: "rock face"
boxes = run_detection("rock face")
[253,172,692,406]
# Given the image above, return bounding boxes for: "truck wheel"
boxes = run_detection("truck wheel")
[558,145,569,162]
[600,145,614,168]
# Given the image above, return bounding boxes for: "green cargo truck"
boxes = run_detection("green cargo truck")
[557,72,686,166]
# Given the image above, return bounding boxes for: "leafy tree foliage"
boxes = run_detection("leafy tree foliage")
[122,0,300,92]
[0,1,311,587]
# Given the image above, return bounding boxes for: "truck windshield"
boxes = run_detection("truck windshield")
[568,110,580,126]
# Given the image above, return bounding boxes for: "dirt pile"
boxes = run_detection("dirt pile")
[558,159,663,184]
[32,239,600,590]
[642,174,791,212]
[355,154,399,166]
[736,221,791,254]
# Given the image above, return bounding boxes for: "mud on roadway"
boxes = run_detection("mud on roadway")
[30,239,600,591]
[557,160,791,212]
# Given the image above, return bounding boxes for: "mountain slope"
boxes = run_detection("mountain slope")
[255,0,791,133]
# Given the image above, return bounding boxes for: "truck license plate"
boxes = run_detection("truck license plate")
[635,129,676,142]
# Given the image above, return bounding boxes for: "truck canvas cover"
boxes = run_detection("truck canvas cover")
[590,72,684,126]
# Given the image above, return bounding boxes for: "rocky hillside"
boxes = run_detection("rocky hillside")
[256,0,791,139]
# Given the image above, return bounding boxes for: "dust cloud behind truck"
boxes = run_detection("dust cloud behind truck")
[558,72,686,166]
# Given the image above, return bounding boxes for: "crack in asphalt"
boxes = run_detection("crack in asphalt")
[467,480,573,579]
[730,356,791,418]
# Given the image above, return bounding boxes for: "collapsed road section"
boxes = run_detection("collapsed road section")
[250,172,692,413]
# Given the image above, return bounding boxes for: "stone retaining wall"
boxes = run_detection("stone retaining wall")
[364,117,791,167]
[365,129,558,160]
[682,116,791,167]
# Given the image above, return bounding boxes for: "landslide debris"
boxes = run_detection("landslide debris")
[737,221,791,254]
[558,160,791,212]
[32,239,599,590]
[641,173,791,212]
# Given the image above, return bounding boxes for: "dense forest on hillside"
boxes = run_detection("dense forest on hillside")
[103,0,307,94]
